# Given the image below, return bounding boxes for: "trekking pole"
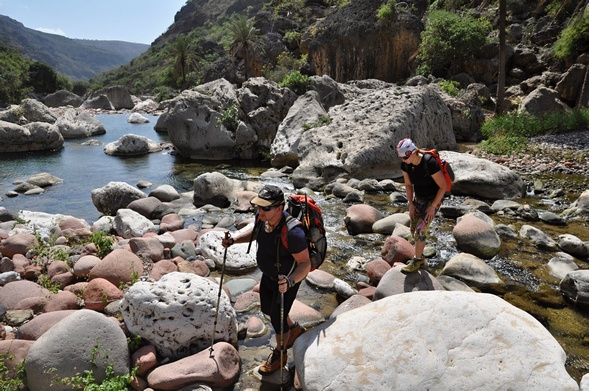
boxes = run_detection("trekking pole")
[278,274,286,388]
[210,231,230,357]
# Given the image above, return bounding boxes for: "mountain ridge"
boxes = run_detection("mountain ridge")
[0,14,149,81]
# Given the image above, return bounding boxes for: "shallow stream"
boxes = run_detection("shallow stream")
[1,114,588,388]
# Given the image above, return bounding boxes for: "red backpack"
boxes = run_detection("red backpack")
[282,194,327,271]
[248,194,328,271]
[422,149,454,195]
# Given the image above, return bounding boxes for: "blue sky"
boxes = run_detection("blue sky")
[0,0,187,44]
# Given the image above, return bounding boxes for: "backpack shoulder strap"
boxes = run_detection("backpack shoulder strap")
[246,214,263,254]
[280,215,302,250]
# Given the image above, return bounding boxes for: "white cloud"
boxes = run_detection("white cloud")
[36,27,66,36]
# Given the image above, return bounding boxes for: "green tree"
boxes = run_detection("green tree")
[0,45,30,105]
[553,9,589,61]
[170,35,199,89]
[227,14,262,80]
[416,10,491,77]
[28,61,60,94]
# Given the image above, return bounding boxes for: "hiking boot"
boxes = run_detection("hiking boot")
[258,348,287,375]
[401,257,426,274]
[285,322,306,349]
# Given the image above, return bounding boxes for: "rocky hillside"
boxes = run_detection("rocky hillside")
[0,14,149,80]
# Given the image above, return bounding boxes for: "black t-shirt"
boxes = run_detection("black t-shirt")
[401,153,441,199]
[256,211,307,280]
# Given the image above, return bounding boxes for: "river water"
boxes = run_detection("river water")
[1,114,588,386]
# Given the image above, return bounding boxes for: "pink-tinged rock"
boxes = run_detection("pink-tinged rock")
[0,280,52,310]
[381,235,415,265]
[234,291,260,313]
[365,258,391,285]
[130,375,148,390]
[149,259,178,280]
[73,254,101,277]
[245,316,267,338]
[235,191,256,213]
[88,249,144,287]
[64,281,89,296]
[176,258,209,277]
[14,296,49,312]
[358,286,376,300]
[47,260,69,280]
[0,339,35,377]
[344,204,384,235]
[11,253,30,275]
[147,342,240,390]
[51,271,76,289]
[83,277,124,311]
[290,299,325,328]
[129,237,164,261]
[23,264,43,280]
[0,233,39,257]
[168,228,198,243]
[330,294,372,318]
[132,345,158,376]
[59,218,93,242]
[305,269,336,289]
[160,214,184,232]
[373,265,445,300]
[83,242,97,255]
[45,290,80,312]
[18,310,78,340]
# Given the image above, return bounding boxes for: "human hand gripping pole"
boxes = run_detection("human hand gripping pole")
[210,231,230,357]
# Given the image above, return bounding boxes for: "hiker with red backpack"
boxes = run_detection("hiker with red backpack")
[221,184,310,376]
[397,138,449,274]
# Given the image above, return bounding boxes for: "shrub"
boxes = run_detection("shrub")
[479,108,589,155]
[279,71,310,95]
[377,0,396,23]
[91,230,114,259]
[437,80,460,96]
[553,11,589,61]
[217,104,239,132]
[416,10,491,77]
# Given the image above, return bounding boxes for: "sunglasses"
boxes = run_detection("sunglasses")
[399,150,413,160]
[254,205,277,212]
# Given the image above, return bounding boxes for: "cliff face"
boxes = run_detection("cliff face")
[301,0,423,83]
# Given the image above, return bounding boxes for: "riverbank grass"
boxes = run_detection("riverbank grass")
[479,108,589,155]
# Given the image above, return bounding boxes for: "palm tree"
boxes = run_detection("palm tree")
[171,36,198,88]
[227,14,262,80]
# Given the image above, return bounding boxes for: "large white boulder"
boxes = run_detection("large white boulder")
[294,291,577,390]
[120,272,238,359]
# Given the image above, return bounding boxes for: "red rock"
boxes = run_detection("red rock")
[129,237,164,261]
[88,249,144,287]
[365,258,391,285]
[45,290,80,312]
[160,214,184,232]
[0,340,35,377]
[381,235,414,265]
[18,310,77,340]
[83,278,124,312]
[147,342,240,390]
[0,233,39,257]
[0,280,52,310]
[132,345,158,376]
[149,259,178,280]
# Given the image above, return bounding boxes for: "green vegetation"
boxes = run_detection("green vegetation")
[279,71,310,95]
[437,79,460,96]
[479,108,589,155]
[416,10,491,77]
[91,230,115,259]
[0,46,31,105]
[0,353,26,391]
[217,104,239,132]
[227,14,262,80]
[553,10,589,61]
[377,0,396,23]
[264,52,307,84]
[303,115,332,130]
[171,35,200,88]
[50,343,136,390]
